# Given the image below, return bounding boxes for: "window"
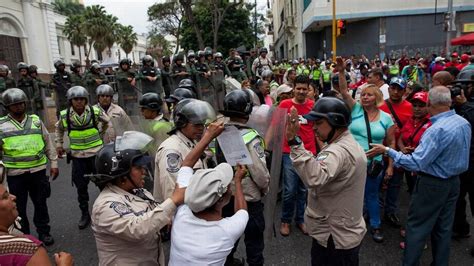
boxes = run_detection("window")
[70,42,75,56]
[57,36,62,55]
[303,0,312,11]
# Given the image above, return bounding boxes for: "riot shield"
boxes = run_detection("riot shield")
[224,77,241,95]
[247,106,287,242]
[211,71,226,110]
[196,73,217,109]
[117,80,140,116]
[170,75,187,96]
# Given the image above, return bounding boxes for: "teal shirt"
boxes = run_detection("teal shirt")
[349,103,394,162]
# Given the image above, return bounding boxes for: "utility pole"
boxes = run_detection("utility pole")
[445,0,454,54]
[332,0,336,61]
[254,0,258,48]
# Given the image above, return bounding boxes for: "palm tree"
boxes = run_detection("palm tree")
[82,5,110,65]
[118,25,138,59]
[64,14,86,64]
[52,0,84,16]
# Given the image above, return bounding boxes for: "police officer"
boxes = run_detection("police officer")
[0,88,59,245]
[227,51,247,83]
[153,99,216,202]
[95,84,130,144]
[211,52,231,76]
[218,90,270,266]
[186,50,197,77]
[161,56,173,110]
[138,55,163,95]
[16,62,35,113]
[322,61,332,92]
[252,47,272,79]
[195,50,211,78]
[0,64,17,93]
[89,131,185,265]
[50,59,72,115]
[286,96,367,264]
[70,60,84,87]
[55,86,109,229]
[164,87,196,116]
[28,65,47,114]
[171,54,189,79]
[115,58,137,114]
[84,63,108,105]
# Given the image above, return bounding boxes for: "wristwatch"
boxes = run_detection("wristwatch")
[384,147,390,156]
[288,136,302,146]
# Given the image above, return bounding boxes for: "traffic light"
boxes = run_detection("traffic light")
[337,19,347,36]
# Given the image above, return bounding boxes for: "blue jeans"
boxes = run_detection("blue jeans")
[364,166,384,228]
[384,167,404,215]
[281,154,307,224]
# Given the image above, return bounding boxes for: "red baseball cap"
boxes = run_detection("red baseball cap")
[461,54,470,62]
[410,92,428,104]
[451,52,459,57]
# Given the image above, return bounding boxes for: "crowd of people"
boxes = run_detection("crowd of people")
[0,46,473,266]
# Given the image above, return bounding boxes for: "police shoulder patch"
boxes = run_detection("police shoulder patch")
[109,201,133,217]
[316,152,330,161]
[253,141,265,159]
[166,151,182,173]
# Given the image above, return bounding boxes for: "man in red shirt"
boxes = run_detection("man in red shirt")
[279,75,316,236]
[457,54,470,71]
[379,77,413,228]
[445,52,459,68]
[430,57,445,77]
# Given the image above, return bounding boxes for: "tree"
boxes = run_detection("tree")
[179,0,205,50]
[180,2,264,54]
[148,0,183,54]
[117,25,138,58]
[63,14,87,64]
[52,0,84,16]
[208,0,243,50]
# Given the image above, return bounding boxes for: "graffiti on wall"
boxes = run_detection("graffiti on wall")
[387,45,471,59]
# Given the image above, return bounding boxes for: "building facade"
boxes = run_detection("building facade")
[271,0,304,61]
[270,0,474,60]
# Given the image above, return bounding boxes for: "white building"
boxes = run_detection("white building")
[0,0,147,78]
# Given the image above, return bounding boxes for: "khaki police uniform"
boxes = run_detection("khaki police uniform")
[290,130,367,249]
[154,131,206,203]
[95,102,130,144]
[92,184,176,266]
[0,114,57,236]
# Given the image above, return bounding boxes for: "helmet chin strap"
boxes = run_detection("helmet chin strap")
[324,127,337,143]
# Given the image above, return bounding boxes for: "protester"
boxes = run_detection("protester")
[333,58,395,243]
[368,86,471,265]
[0,184,73,266]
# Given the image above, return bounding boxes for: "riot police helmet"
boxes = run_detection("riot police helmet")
[54,59,65,70]
[331,72,351,86]
[174,54,184,62]
[90,131,153,188]
[187,50,196,58]
[197,50,205,57]
[178,79,196,91]
[17,62,29,71]
[166,88,196,103]
[120,58,131,66]
[214,52,223,58]
[70,61,81,71]
[66,86,89,101]
[304,97,351,128]
[28,65,38,75]
[139,92,163,111]
[220,89,253,118]
[204,47,213,56]
[162,56,171,64]
[90,63,101,71]
[259,47,268,54]
[0,65,9,74]
[455,68,474,83]
[142,55,154,65]
[96,84,115,97]
[2,88,28,107]
[173,99,216,131]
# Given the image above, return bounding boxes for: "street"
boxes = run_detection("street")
[25,159,473,265]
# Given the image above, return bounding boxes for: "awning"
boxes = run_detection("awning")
[451,33,474,46]
[100,57,118,68]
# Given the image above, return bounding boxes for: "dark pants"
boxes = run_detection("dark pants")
[223,199,265,266]
[7,170,51,235]
[311,236,361,266]
[453,170,474,235]
[71,156,96,213]
[384,167,404,215]
[403,174,460,266]
[404,170,418,195]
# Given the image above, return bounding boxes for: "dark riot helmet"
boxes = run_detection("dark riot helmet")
[54,59,65,70]
[220,89,253,118]
[66,86,89,102]
[304,97,351,128]
[139,93,163,111]
[165,88,196,104]
[2,88,28,107]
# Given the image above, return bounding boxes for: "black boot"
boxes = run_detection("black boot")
[78,210,91,230]
[38,233,55,246]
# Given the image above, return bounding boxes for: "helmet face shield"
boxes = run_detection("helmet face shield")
[115,131,154,153]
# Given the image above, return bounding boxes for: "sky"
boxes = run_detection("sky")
[83,0,269,35]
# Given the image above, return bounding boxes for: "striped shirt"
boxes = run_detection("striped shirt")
[0,234,42,266]
[388,110,471,179]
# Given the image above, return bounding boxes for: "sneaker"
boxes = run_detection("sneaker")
[280,222,290,236]
[384,213,401,228]
[371,228,384,243]
[38,234,55,246]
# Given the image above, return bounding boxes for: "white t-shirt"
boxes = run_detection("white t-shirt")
[379,83,390,100]
[169,205,249,266]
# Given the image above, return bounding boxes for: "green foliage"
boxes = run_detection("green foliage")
[117,25,138,57]
[147,0,183,54]
[147,30,173,58]
[180,2,264,54]
[52,0,84,17]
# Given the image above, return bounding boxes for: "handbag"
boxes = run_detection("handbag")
[364,110,384,177]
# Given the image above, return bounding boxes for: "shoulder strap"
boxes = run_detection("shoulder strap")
[385,100,403,128]
[363,110,372,150]
[407,118,429,144]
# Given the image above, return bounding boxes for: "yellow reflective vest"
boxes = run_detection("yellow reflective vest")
[60,106,103,151]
